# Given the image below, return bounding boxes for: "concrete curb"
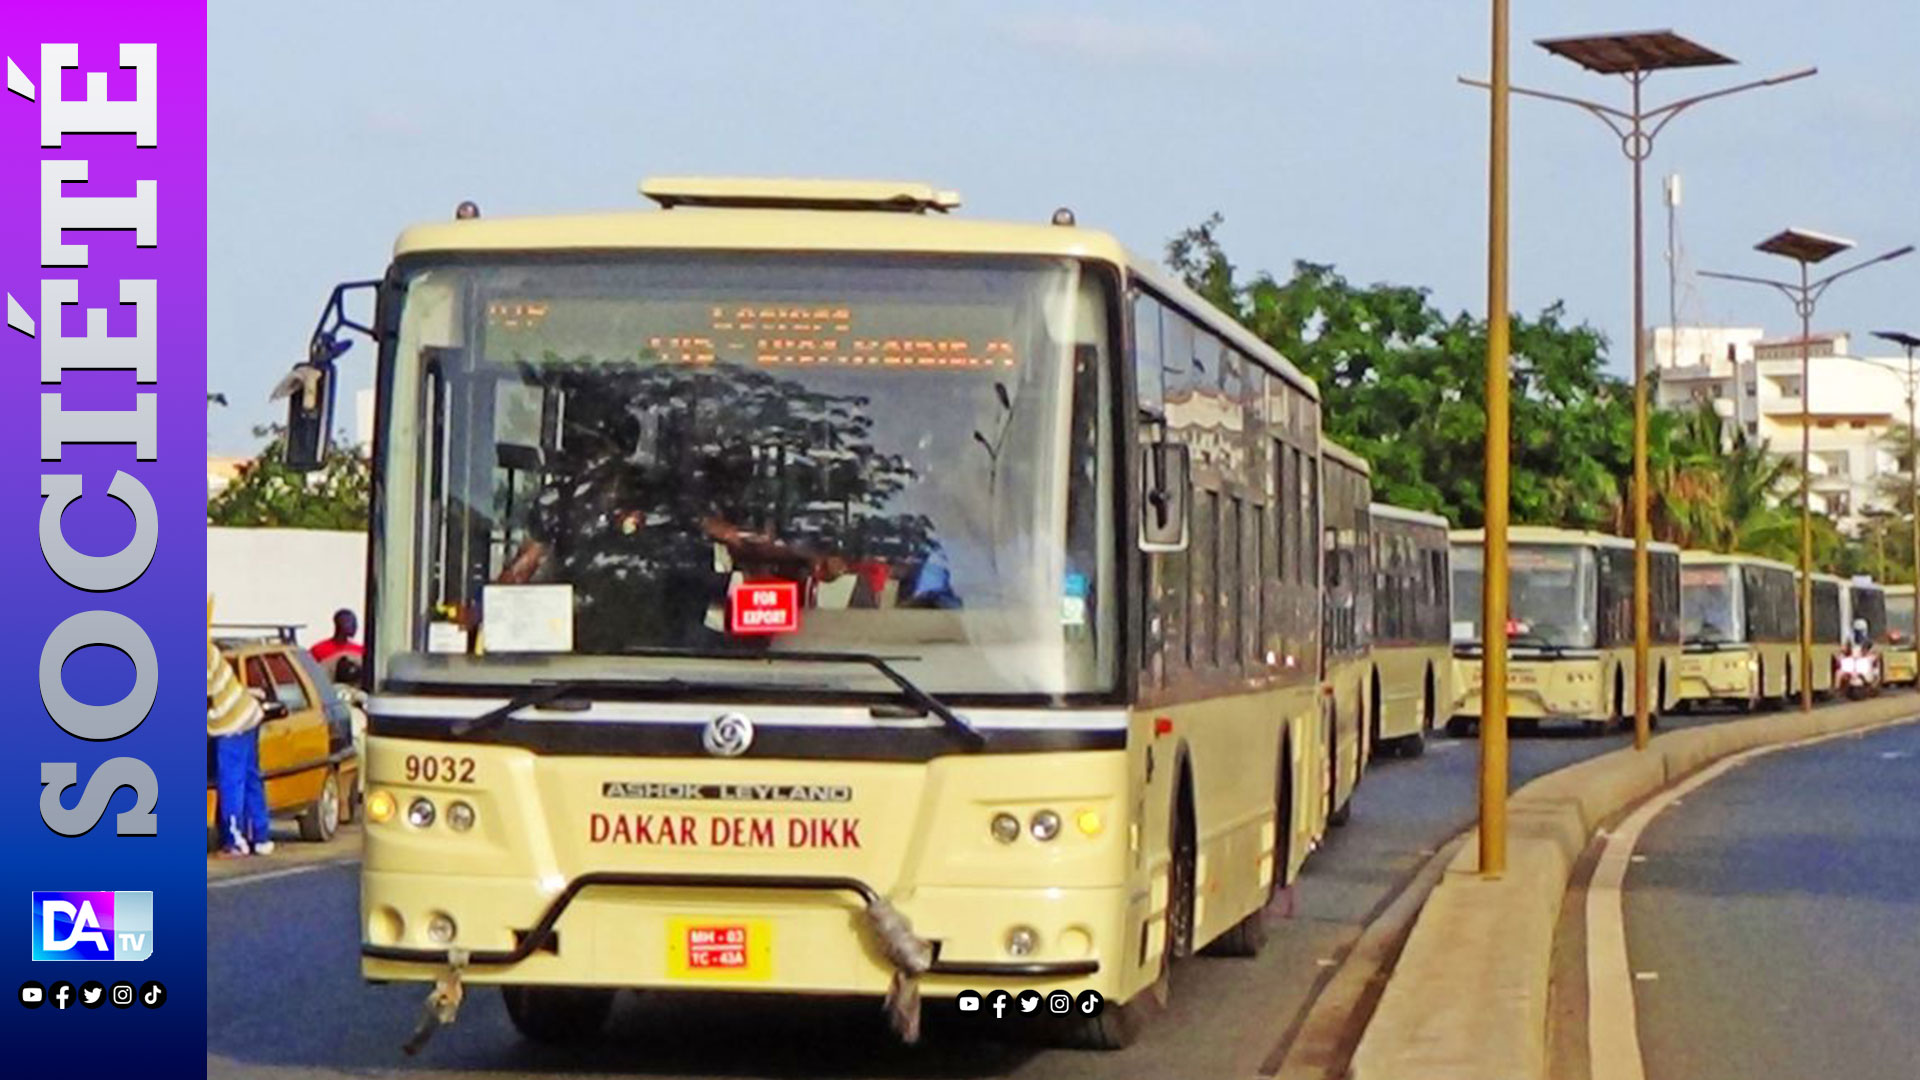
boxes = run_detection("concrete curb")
[1346,697,1920,1080]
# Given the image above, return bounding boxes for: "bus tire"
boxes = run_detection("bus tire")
[1445,716,1474,738]
[1328,706,1353,828]
[1202,901,1268,958]
[502,985,615,1044]
[1396,671,1433,758]
[1063,976,1158,1050]
[297,769,341,843]
[1065,776,1191,1048]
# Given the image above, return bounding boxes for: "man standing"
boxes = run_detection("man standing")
[208,597,272,857]
[311,609,365,680]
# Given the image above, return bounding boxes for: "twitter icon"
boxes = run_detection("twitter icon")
[1017,989,1041,1014]
[79,981,106,1009]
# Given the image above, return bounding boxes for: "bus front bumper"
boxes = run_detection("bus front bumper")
[1450,661,1606,722]
[1884,649,1918,686]
[1676,654,1756,702]
[360,868,1118,999]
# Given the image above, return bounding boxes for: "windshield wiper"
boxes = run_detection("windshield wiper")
[449,680,599,738]
[614,646,987,748]
[1507,633,1567,657]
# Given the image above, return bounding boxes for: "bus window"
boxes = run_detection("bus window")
[1133,293,1164,416]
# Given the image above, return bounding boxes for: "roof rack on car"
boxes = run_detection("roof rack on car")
[211,622,302,645]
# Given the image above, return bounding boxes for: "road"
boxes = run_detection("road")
[208,718,1729,1080]
[1623,719,1920,1080]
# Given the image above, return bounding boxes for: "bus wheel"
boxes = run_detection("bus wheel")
[1395,674,1433,759]
[297,769,341,843]
[1327,713,1353,828]
[1445,716,1474,738]
[502,986,615,1044]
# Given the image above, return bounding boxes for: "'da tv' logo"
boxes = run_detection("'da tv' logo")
[31,892,154,961]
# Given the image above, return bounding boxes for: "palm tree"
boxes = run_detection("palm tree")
[1647,402,1801,560]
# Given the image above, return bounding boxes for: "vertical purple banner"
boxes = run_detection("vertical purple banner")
[0,3,207,1068]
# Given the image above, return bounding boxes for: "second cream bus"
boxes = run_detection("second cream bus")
[1367,503,1450,756]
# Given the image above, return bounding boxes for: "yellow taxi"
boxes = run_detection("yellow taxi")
[207,628,361,847]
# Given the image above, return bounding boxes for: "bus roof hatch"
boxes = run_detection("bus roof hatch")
[640,176,962,214]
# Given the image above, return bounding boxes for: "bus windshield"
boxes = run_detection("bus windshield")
[373,253,1116,698]
[1891,594,1915,644]
[1682,564,1743,643]
[1450,543,1598,649]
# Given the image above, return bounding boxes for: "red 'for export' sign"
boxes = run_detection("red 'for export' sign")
[729,580,799,635]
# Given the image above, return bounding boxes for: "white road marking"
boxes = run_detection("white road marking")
[208,857,358,890]
[1586,718,1918,1080]
[1633,971,1660,981]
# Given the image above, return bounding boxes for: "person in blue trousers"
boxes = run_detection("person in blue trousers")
[208,597,273,857]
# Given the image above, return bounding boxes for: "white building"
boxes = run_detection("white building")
[1652,326,1915,531]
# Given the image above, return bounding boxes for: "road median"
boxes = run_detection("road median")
[1347,696,1920,1080]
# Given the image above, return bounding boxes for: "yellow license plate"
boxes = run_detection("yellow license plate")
[666,917,772,980]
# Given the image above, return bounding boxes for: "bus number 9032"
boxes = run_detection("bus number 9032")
[404,754,476,784]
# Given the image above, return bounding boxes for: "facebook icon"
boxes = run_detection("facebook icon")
[31,892,154,961]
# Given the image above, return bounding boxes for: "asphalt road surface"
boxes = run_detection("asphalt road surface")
[208,716,1735,1080]
[1625,718,1920,1080]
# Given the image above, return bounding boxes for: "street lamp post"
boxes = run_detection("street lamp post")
[1465,32,1814,752]
[1478,0,1512,878]
[1702,233,1914,712]
[1871,330,1920,599]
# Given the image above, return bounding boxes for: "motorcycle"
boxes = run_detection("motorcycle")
[1836,619,1883,700]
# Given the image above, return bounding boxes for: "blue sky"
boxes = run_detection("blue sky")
[209,1,1919,454]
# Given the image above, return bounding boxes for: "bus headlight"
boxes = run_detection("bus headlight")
[406,797,437,829]
[366,789,397,824]
[426,912,457,944]
[990,813,1021,844]
[446,800,476,832]
[1005,925,1038,957]
[1030,810,1062,842]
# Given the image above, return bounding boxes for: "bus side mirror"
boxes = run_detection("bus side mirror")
[1140,442,1190,552]
[274,354,338,473]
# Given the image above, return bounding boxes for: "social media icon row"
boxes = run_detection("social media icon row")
[955,988,1102,1017]
[19,980,163,1010]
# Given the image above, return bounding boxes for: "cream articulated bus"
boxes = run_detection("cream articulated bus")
[1675,552,1797,710]
[1447,527,1681,735]
[1885,584,1917,686]
[1320,442,1372,821]
[281,178,1336,1052]
[1367,503,1451,756]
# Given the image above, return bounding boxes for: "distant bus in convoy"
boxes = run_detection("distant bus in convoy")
[1675,551,1798,711]
[280,178,1346,1052]
[1885,584,1916,686]
[1367,503,1451,756]
[1447,527,1681,735]
[1319,442,1372,821]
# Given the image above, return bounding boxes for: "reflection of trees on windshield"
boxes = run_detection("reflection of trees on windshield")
[504,354,942,650]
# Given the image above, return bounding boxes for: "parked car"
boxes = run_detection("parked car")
[207,626,360,849]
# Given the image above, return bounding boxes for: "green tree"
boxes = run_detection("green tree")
[1163,215,1872,569]
[1167,217,1631,530]
[207,425,369,529]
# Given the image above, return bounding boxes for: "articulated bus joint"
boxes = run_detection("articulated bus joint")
[362,871,1102,1045]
